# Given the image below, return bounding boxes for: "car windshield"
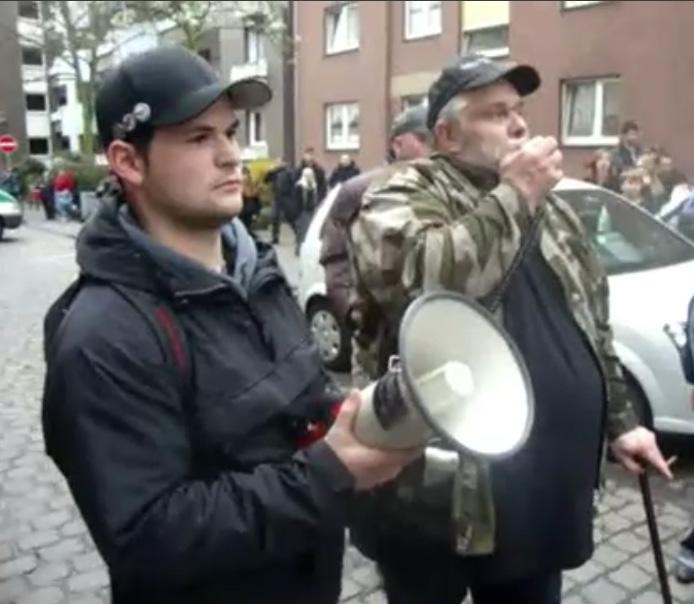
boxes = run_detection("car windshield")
[556,188,694,276]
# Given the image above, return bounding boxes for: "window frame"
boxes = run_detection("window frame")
[18,0,40,20]
[404,0,442,41]
[324,2,360,56]
[246,111,266,146]
[561,76,621,147]
[28,137,49,155]
[560,0,605,11]
[244,27,266,64]
[21,46,44,67]
[25,93,47,112]
[325,102,360,151]
[462,24,510,59]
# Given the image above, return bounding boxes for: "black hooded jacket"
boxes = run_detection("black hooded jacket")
[42,197,353,603]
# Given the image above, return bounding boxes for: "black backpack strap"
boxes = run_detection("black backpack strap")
[43,275,87,363]
[108,284,193,407]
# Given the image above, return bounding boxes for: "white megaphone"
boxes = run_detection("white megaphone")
[354,291,534,458]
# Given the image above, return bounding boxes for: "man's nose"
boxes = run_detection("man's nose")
[510,112,528,139]
[216,136,240,167]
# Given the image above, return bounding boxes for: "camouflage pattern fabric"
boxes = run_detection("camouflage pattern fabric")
[348,153,639,555]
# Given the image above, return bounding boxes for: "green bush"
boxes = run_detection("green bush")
[14,156,46,195]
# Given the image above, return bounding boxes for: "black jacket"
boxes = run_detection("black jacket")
[329,163,361,189]
[42,198,353,603]
[319,171,376,322]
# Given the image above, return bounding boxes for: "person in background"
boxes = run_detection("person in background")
[319,105,432,330]
[611,120,642,179]
[294,166,318,255]
[329,154,361,188]
[620,167,648,208]
[53,168,77,220]
[264,158,294,244]
[658,172,694,241]
[586,148,619,192]
[657,152,679,200]
[239,164,261,237]
[297,147,327,202]
[637,148,667,214]
[39,176,56,220]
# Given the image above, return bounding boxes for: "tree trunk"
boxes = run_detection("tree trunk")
[79,82,95,162]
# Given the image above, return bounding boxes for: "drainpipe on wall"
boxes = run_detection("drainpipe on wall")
[383,0,393,161]
[285,0,296,166]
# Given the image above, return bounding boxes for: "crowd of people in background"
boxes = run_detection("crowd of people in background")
[239,118,694,259]
[0,166,81,222]
[251,147,361,254]
[585,120,694,239]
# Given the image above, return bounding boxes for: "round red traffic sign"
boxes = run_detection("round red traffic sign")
[0,135,18,154]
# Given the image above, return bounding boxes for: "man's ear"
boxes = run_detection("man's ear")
[106,140,147,188]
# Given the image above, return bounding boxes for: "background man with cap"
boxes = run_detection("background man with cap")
[41,45,416,604]
[348,54,672,603]
[319,105,432,333]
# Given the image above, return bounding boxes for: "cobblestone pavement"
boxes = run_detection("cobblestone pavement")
[1,215,694,603]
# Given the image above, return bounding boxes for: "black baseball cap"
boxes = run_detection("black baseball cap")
[390,106,429,140]
[426,54,540,130]
[96,45,272,148]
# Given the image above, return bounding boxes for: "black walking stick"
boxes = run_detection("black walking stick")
[639,472,673,604]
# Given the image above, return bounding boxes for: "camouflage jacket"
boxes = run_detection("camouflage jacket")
[348,153,639,555]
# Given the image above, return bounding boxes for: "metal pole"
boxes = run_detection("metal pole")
[639,473,673,604]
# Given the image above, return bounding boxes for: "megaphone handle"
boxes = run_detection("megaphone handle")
[639,473,673,604]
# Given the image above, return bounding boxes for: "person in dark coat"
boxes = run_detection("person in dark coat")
[610,120,642,180]
[41,46,416,604]
[297,147,327,201]
[239,164,261,237]
[265,159,294,243]
[329,154,361,188]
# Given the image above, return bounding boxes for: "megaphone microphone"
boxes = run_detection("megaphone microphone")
[354,291,535,459]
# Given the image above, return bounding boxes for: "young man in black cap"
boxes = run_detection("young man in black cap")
[41,45,416,604]
[348,54,672,603]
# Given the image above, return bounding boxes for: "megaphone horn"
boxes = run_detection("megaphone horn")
[354,291,535,458]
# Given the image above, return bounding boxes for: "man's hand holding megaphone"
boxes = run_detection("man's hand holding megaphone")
[324,391,422,491]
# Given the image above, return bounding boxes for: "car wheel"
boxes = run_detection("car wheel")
[307,298,351,372]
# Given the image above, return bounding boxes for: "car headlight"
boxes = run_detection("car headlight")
[663,321,688,351]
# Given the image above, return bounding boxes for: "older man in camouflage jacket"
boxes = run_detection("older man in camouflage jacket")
[348,55,672,604]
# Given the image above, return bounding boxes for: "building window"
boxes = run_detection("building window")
[18,0,40,20]
[244,28,266,64]
[246,111,265,146]
[402,95,428,110]
[462,25,509,58]
[562,77,620,146]
[29,137,49,155]
[326,103,359,150]
[25,93,47,112]
[405,1,442,40]
[325,2,359,55]
[21,46,44,67]
[561,0,604,9]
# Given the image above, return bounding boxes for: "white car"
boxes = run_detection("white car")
[297,179,694,435]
